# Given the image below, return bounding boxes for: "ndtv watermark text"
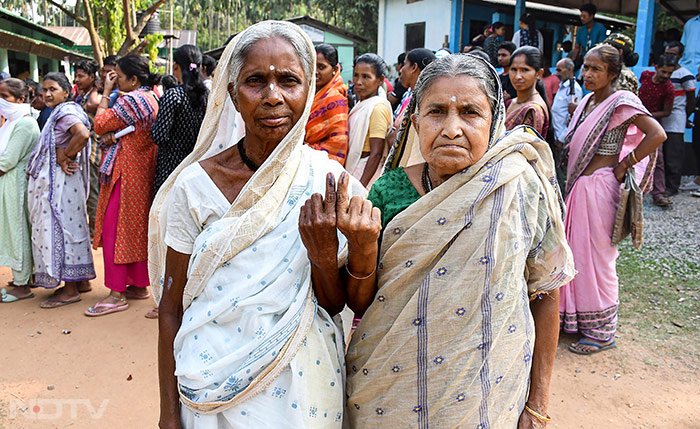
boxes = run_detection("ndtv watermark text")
[9,398,110,420]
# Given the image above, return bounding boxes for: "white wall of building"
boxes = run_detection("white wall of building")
[378,0,453,69]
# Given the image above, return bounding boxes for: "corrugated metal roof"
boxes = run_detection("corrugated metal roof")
[46,26,92,46]
[0,7,75,46]
[0,28,91,61]
[158,30,198,48]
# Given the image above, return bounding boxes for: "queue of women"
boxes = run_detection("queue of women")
[0,18,666,428]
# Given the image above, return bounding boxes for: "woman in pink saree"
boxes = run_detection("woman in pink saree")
[559,45,666,354]
[505,47,550,137]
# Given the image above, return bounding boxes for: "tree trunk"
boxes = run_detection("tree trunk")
[226,0,230,39]
[80,0,104,66]
[117,0,166,56]
[207,0,213,50]
[182,0,189,30]
[47,0,104,66]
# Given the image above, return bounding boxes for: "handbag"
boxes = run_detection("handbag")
[611,168,643,249]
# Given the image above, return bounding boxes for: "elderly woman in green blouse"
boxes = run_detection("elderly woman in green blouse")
[342,54,576,428]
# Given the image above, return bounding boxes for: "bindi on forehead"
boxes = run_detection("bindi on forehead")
[269,65,275,71]
[450,96,457,102]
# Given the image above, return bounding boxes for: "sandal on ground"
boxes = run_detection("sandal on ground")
[85,299,129,317]
[691,190,700,198]
[144,306,159,319]
[653,197,673,207]
[40,295,82,309]
[0,288,35,303]
[124,286,150,300]
[568,338,616,355]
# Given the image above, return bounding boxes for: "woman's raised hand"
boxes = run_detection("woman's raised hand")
[103,70,118,94]
[336,172,382,255]
[299,173,340,267]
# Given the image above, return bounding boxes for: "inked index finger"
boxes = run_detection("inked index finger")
[336,171,350,213]
[325,172,336,208]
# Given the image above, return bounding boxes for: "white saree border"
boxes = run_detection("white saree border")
[178,287,316,415]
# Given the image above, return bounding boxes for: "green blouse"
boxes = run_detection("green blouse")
[367,167,421,231]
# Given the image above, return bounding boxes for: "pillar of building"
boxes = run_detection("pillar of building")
[0,49,9,74]
[29,54,39,81]
[633,0,657,72]
[50,59,59,72]
[514,0,525,29]
[492,12,506,24]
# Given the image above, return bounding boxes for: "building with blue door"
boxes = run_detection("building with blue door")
[377,0,697,74]
[377,0,632,69]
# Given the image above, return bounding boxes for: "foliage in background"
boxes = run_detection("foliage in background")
[1,0,379,55]
[605,9,684,50]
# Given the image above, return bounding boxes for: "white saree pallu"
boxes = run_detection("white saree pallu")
[148,21,366,428]
[176,148,364,428]
[346,94,392,179]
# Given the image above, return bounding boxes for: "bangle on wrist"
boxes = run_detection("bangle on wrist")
[344,263,376,280]
[630,150,640,164]
[524,404,551,423]
[351,317,362,329]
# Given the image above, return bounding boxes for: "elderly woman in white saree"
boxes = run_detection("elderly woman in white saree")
[149,21,366,428]
[343,54,576,428]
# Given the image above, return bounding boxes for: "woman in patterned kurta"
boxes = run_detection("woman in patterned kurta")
[87,55,159,316]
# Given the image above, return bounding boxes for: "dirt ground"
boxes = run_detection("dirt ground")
[1,249,698,428]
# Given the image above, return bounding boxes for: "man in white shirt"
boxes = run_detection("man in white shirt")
[663,42,697,194]
[679,2,700,75]
[551,58,582,189]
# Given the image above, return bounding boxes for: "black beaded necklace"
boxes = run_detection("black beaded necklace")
[236,137,260,171]
[421,162,433,194]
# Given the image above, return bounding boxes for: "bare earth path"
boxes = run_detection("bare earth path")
[1,248,698,428]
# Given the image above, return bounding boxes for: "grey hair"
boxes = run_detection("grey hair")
[413,54,499,117]
[228,21,314,94]
[558,57,575,71]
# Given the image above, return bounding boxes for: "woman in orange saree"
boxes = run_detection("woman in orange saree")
[305,44,348,165]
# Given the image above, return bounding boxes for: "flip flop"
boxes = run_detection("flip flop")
[144,307,159,319]
[40,295,82,309]
[568,338,616,355]
[124,287,150,300]
[85,300,129,317]
[0,288,35,303]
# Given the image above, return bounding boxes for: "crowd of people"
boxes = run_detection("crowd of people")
[0,5,698,427]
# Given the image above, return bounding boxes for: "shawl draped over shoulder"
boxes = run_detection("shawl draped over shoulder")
[346,55,575,428]
[148,21,365,423]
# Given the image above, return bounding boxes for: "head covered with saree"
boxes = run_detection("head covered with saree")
[149,20,316,309]
[345,54,575,427]
[385,52,506,170]
[149,22,367,421]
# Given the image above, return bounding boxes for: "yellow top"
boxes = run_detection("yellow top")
[362,102,392,152]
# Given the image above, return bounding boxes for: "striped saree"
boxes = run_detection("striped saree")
[346,127,575,428]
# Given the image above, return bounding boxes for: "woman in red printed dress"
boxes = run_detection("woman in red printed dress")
[86,55,159,316]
